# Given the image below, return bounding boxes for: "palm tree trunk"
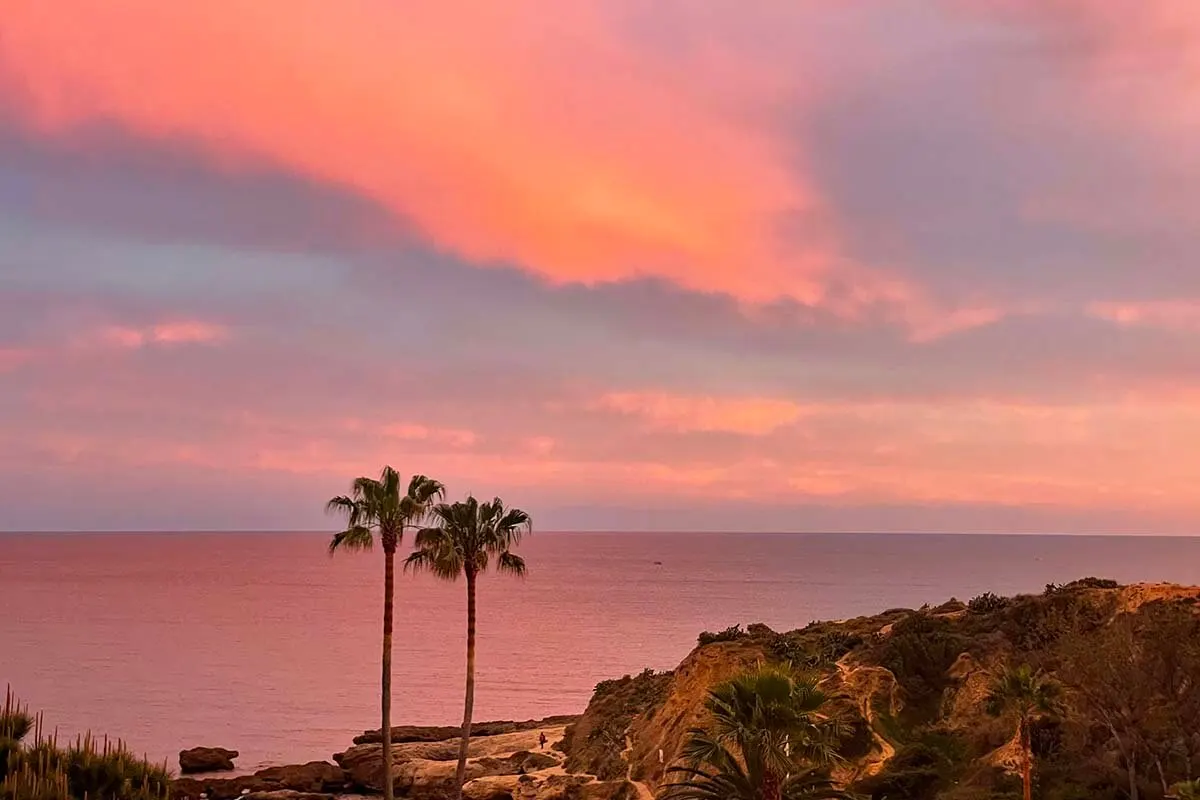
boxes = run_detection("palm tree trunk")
[455,569,478,800]
[1020,718,1032,800]
[760,767,781,800]
[381,548,395,800]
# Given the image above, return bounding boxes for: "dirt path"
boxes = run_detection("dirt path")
[621,733,655,800]
[835,657,896,778]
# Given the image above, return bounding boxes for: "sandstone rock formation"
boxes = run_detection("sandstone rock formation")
[172,761,346,799]
[179,747,239,774]
[335,725,573,795]
[241,792,333,800]
[354,717,578,746]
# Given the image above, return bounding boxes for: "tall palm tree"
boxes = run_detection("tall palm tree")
[327,467,444,800]
[405,495,530,800]
[660,667,855,800]
[985,663,1062,800]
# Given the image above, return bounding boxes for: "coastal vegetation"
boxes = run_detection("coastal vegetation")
[326,467,446,800]
[405,496,532,800]
[985,665,1062,800]
[572,579,1200,800]
[660,667,855,800]
[1,689,170,800]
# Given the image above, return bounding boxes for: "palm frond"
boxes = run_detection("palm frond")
[781,768,858,800]
[404,545,462,580]
[496,551,526,577]
[407,474,446,503]
[329,525,374,553]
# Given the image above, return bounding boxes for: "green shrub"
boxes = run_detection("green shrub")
[1173,779,1200,800]
[854,741,956,799]
[1044,578,1121,596]
[873,614,970,716]
[1,691,33,745]
[0,691,169,800]
[1000,590,1114,653]
[1065,577,1120,591]
[968,593,1009,614]
[697,624,745,646]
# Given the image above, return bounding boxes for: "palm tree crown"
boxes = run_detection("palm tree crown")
[661,667,855,800]
[327,467,445,554]
[405,495,530,580]
[986,663,1061,722]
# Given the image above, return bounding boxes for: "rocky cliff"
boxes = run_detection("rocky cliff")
[563,580,1200,800]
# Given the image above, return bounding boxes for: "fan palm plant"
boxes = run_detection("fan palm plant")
[660,667,855,800]
[405,495,530,800]
[986,663,1062,800]
[326,467,444,800]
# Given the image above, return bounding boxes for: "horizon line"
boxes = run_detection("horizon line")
[1,529,1197,538]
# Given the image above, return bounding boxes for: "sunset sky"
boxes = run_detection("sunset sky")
[2,2,1198,533]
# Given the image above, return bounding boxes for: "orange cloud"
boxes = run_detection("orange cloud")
[1,0,1006,331]
[0,2,833,303]
[596,391,806,435]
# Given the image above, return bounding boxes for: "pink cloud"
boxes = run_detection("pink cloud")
[382,423,479,449]
[596,391,807,435]
[92,321,229,349]
[0,348,34,373]
[7,371,1200,522]
[1087,301,1200,332]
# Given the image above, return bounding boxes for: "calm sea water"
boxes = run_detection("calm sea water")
[3,532,1199,769]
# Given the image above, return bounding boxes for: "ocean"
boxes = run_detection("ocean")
[3,531,1199,770]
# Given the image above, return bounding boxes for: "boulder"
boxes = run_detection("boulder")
[579,782,637,800]
[252,762,346,793]
[172,762,346,800]
[511,751,559,773]
[179,747,239,774]
[242,793,334,800]
[530,775,593,800]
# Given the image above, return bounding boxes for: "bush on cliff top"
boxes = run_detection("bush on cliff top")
[966,592,1009,615]
[696,625,745,646]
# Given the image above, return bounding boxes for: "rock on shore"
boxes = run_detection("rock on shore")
[179,747,239,774]
[171,715,644,800]
[173,761,346,799]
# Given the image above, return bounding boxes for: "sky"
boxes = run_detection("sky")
[1,2,1198,533]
